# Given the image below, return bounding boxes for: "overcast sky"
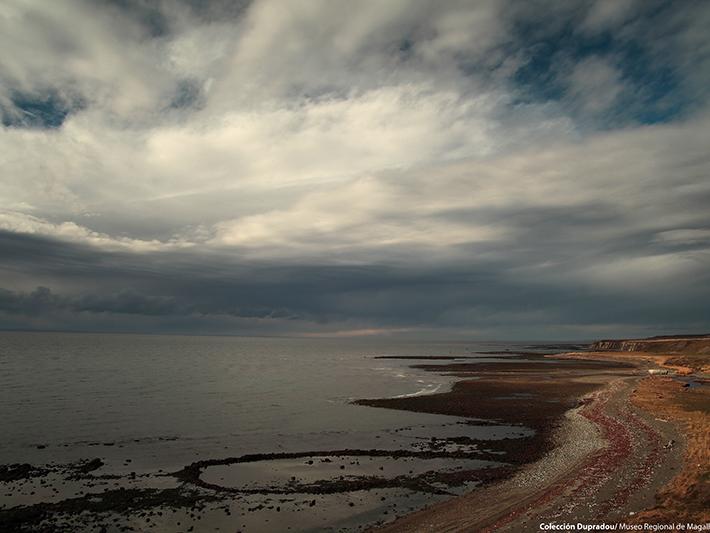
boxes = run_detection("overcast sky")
[1,0,709,339]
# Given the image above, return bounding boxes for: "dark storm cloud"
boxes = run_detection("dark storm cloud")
[1,223,708,338]
[0,286,181,316]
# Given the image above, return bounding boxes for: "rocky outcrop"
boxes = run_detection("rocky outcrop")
[590,336,710,355]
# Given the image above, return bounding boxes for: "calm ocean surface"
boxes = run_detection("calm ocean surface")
[0,332,548,531]
[0,332,536,463]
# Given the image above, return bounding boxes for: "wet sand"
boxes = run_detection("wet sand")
[356,359,633,470]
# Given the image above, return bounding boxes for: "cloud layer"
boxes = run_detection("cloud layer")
[1,0,709,338]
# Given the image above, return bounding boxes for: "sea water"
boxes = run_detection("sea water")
[0,332,545,531]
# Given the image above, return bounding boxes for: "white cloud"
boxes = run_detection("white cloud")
[211,175,507,256]
[145,84,507,189]
[0,210,191,252]
[563,56,625,113]
[654,228,710,246]
[581,0,637,32]
[0,0,179,121]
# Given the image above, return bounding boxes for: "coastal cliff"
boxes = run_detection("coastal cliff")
[590,335,710,355]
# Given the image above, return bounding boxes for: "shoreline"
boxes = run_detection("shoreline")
[1,341,707,532]
[366,348,709,532]
[3,347,590,532]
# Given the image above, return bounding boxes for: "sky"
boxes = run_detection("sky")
[0,0,709,340]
